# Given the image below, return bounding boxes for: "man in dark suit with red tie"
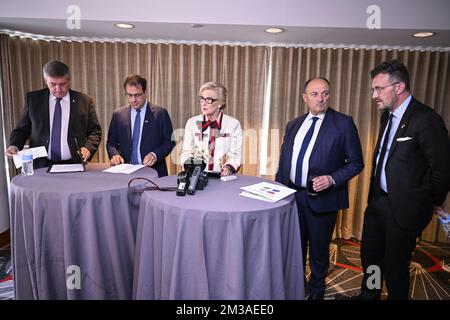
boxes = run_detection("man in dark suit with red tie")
[276,77,364,300]
[106,74,175,177]
[352,60,450,300]
[6,60,102,168]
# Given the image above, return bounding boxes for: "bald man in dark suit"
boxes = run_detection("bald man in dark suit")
[276,77,364,300]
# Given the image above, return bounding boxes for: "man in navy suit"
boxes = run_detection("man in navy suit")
[107,74,175,177]
[276,77,364,300]
[6,60,102,168]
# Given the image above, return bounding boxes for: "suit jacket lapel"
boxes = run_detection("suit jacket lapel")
[286,114,308,158]
[140,103,154,149]
[386,98,415,162]
[285,114,307,173]
[310,108,332,156]
[42,89,50,146]
[126,106,132,143]
[372,111,390,171]
[68,90,77,143]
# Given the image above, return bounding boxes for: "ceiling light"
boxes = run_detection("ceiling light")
[265,27,284,34]
[412,32,435,38]
[191,24,203,28]
[114,23,135,29]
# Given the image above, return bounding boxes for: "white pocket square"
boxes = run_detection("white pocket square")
[397,137,413,142]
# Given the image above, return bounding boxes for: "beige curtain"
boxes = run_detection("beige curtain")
[1,33,449,242]
[268,47,450,242]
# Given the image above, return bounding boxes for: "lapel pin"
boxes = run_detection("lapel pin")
[144,120,149,123]
[401,124,406,128]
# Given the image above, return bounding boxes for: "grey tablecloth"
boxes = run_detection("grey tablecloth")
[10,163,158,299]
[133,175,305,300]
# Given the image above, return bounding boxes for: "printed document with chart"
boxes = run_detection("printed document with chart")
[240,182,296,202]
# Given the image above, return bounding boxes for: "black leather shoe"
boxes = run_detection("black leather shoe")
[334,292,381,300]
[308,292,324,300]
[334,293,359,300]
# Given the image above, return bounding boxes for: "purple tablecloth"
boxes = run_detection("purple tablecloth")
[10,163,158,299]
[133,175,305,300]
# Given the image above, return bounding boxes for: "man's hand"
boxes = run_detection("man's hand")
[143,152,157,167]
[110,155,124,166]
[6,146,19,158]
[80,147,90,163]
[312,175,334,192]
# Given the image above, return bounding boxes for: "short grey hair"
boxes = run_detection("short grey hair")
[199,81,227,109]
[43,60,71,80]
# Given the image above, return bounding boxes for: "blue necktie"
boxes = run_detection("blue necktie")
[51,98,62,162]
[131,108,141,164]
[295,117,319,186]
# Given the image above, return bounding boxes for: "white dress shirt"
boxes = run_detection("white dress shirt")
[130,101,148,164]
[49,93,71,160]
[376,95,411,192]
[290,112,325,187]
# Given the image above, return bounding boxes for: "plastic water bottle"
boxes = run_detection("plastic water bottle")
[21,145,34,176]
[437,208,450,239]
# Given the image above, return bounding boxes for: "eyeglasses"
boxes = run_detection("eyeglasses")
[371,82,400,95]
[198,96,218,104]
[126,93,144,99]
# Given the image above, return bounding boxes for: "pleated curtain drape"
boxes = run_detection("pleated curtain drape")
[1,33,449,242]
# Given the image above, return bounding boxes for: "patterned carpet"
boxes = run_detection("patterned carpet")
[1,240,449,300]
[0,245,13,300]
[315,239,450,300]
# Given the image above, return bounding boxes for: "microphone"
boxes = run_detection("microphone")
[176,171,189,196]
[176,158,208,197]
[187,165,202,195]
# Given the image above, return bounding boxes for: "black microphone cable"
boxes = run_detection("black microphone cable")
[128,177,178,193]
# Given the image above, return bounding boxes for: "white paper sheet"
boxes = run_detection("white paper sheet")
[48,163,85,173]
[13,146,48,169]
[103,163,145,174]
[239,191,274,202]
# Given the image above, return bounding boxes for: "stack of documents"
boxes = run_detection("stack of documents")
[240,182,296,202]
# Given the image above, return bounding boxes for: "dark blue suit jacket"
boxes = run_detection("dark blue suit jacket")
[276,108,364,213]
[106,103,175,177]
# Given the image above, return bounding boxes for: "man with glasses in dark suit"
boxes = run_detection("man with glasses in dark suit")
[106,74,175,177]
[350,59,450,300]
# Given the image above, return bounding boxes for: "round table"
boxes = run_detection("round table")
[10,163,158,299]
[133,175,305,300]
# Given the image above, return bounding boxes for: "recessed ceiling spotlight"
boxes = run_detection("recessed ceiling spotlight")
[114,23,135,29]
[265,27,284,34]
[412,31,435,38]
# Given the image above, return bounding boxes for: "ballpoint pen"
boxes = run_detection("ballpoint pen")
[74,137,87,164]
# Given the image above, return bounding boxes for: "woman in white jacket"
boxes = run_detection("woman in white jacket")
[180,82,243,176]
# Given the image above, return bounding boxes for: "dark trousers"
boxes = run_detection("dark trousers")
[294,189,337,296]
[360,190,419,300]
